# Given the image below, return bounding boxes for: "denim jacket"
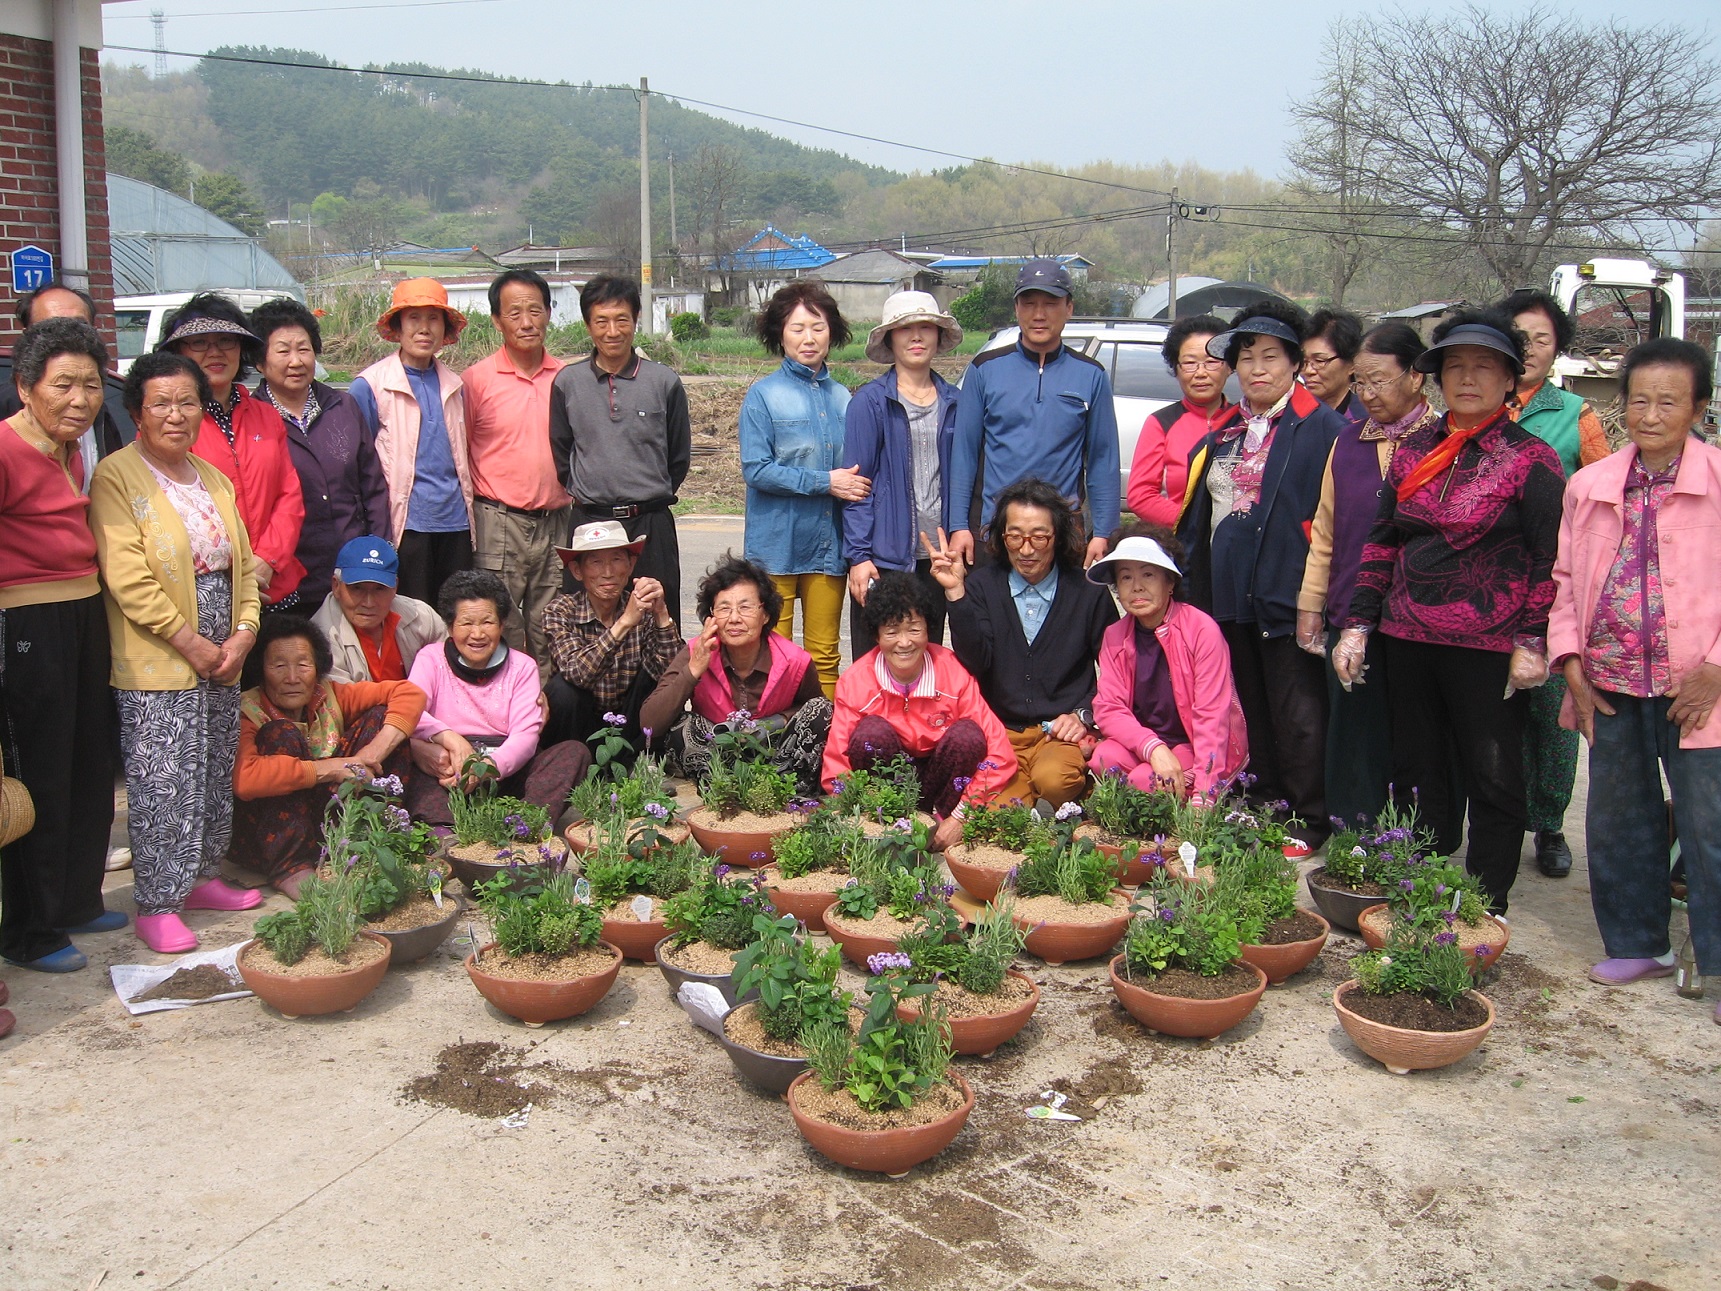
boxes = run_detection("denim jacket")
[740,358,853,577]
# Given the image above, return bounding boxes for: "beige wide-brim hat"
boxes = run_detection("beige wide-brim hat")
[554,520,646,573]
[864,290,963,364]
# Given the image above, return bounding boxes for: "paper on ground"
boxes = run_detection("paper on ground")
[677,981,731,1036]
[110,941,252,1015]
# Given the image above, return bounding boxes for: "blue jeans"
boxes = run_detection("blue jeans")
[1587,692,1721,971]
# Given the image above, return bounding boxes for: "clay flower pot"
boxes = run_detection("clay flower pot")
[685,808,797,868]
[942,845,1017,902]
[440,843,564,896]
[1332,980,1496,1074]
[759,865,845,933]
[653,935,755,1007]
[1304,867,1385,932]
[368,894,465,966]
[824,906,965,969]
[1356,904,1509,975]
[786,1071,975,1177]
[237,931,393,1019]
[1238,910,1331,985]
[1090,834,1182,888]
[1107,955,1268,1039]
[896,970,1040,1058]
[564,816,691,857]
[1013,895,1132,966]
[601,900,672,963]
[465,941,622,1027]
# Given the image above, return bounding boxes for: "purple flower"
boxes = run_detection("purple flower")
[1159,908,1176,923]
[976,759,999,772]
[750,850,766,861]
[714,863,731,878]
[645,802,670,821]
[1441,910,1457,925]
[830,779,845,795]
[642,727,653,742]
[603,711,626,726]
[1054,801,1083,822]
[369,773,405,796]
[866,951,913,975]
[952,776,972,793]
[1435,931,1457,946]
[741,896,755,907]
[384,805,412,832]
[1398,879,1415,892]
[941,883,956,898]
[1474,945,1489,959]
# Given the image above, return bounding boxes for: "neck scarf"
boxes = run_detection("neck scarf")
[1220,389,1291,452]
[240,683,344,757]
[1395,408,1508,503]
[1376,400,1432,441]
[445,639,510,686]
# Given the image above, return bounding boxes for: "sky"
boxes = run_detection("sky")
[100,0,1720,181]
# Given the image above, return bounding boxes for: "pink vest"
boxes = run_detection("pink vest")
[692,636,813,722]
[356,351,474,543]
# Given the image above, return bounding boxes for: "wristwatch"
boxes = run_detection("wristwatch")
[1076,707,1095,732]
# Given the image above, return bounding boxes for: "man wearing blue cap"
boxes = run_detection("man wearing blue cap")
[947,259,1119,568]
[311,536,448,683]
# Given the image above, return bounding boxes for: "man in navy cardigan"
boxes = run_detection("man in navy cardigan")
[928,477,1117,807]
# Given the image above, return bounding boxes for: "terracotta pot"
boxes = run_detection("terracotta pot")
[653,935,755,1007]
[786,1071,975,1177]
[717,1002,809,1094]
[1355,904,1510,975]
[1091,835,1182,888]
[1106,955,1268,1039]
[1238,910,1331,985]
[896,970,1040,1058]
[824,906,965,969]
[601,904,672,963]
[440,845,560,897]
[1332,980,1495,1074]
[465,940,622,1027]
[1014,897,1132,966]
[1304,867,1385,933]
[942,845,1015,902]
[564,817,690,857]
[759,865,845,933]
[237,931,393,1019]
[685,811,795,868]
[368,895,464,966]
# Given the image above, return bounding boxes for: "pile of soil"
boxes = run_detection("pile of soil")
[658,938,740,976]
[448,837,568,869]
[471,945,615,981]
[241,936,388,978]
[366,892,453,933]
[791,1075,967,1132]
[912,973,1036,1020]
[1253,910,1328,946]
[723,1001,805,1059]
[602,897,664,923]
[1340,985,1489,1032]
[765,867,848,893]
[129,964,241,1003]
[685,805,798,836]
[823,906,920,940]
[1128,963,1262,1000]
[1011,893,1129,926]
[1312,868,1387,897]
[402,1040,556,1117]
[945,842,1022,871]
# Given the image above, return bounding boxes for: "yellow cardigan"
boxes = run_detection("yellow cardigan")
[90,444,262,691]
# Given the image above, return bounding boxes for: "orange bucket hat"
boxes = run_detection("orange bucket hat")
[376,277,467,342]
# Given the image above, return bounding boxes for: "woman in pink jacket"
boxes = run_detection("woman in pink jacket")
[822,570,1016,851]
[1087,525,1248,800]
[1549,338,1721,1021]
[403,570,588,825]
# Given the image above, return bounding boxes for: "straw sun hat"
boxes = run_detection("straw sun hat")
[863,290,963,365]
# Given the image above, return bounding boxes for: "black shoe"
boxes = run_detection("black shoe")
[1535,830,1572,877]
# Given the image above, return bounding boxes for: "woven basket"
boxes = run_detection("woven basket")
[0,745,36,848]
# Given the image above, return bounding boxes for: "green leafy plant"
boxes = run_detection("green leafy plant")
[253,863,365,965]
[566,718,678,826]
[958,801,1039,851]
[1085,773,1181,843]
[1323,795,1434,890]
[773,808,864,880]
[661,863,774,950]
[826,756,920,825]
[835,821,952,924]
[1227,844,1298,939]
[447,752,552,850]
[698,713,801,819]
[314,772,443,921]
[833,879,879,921]
[1013,833,1116,905]
[729,912,850,1044]
[1353,924,1476,1008]
[897,896,1026,996]
[475,866,603,958]
[802,958,952,1113]
[581,833,702,909]
[1122,876,1246,978]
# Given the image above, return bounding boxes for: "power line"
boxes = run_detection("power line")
[109,0,506,17]
[1212,212,1687,258]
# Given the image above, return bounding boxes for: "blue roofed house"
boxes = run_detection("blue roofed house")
[707,225,837,308]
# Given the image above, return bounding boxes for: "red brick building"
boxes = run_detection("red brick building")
[0,0,114,347]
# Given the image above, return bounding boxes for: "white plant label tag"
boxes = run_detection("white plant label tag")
[631,894,654,922]
[574,877,592,905]
[1178,840,1198,878]
[1450,888,1464,914]
[428,869,444,909]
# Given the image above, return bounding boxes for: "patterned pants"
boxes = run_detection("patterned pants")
[670,698,833,794]
[1523,673,1579,833]
[230,704,407,883]
[846,714,987,820]
[116,573,241,916]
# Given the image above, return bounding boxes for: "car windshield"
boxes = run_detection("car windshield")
[1108,343,1184,401]
[114,310,151,360]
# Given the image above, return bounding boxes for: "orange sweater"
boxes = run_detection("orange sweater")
[235,679,425,799]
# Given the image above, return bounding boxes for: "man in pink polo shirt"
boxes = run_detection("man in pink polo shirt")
[461,269,568,670]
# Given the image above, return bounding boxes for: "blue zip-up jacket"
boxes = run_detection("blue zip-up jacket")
[948,340,1120,537]
[739,357,852,577]
[841,367,958,571]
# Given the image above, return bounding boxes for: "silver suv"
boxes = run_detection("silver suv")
[970,319,1236,500]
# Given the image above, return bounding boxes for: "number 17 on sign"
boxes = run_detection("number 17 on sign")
[10,245,54,294]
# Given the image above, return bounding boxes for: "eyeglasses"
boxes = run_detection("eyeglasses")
[178,336,241,354]
[1177,357,1226,373]
[1351,373,1416,396]
[1303,353,1346,370]
[143,399,204,419]
[712,601,762,619]
[1002,530,1055,550]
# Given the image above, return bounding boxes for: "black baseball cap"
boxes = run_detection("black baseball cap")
[1014,259,1073,299]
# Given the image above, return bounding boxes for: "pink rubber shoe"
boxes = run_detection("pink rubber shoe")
[1587,957,1674,985]
[183,878,264,912]
[136,913,198,954]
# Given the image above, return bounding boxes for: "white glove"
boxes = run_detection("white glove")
[1504,647,1549,698]
[1332,627,1370,692]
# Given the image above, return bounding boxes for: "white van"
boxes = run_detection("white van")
[113,289,303,375]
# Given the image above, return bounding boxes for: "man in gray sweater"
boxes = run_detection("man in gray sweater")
[549,275,692,628]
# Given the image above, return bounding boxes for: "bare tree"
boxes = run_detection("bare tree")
[685,143,747,298]
[1291,5,1721,290]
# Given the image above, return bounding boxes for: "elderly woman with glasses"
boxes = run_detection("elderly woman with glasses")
[1551,338,1721,1021]
[640,554,832,790]
[1300,308,1366,424]
[1335,308,1566,915]
[1127,314,1234,528]
[158,293,306,612]
[1296,322,1440,827]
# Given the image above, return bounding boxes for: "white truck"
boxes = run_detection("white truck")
[112,289,302,375]
[1548,258,1694,427]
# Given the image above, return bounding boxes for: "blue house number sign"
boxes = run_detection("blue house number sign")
[10,245,54,293]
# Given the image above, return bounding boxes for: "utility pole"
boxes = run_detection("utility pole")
[1166,186,1179,323]
[667,151,677,288]
[638,76,654,333]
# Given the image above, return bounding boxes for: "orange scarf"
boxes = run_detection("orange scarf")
[1394,409,1504,503]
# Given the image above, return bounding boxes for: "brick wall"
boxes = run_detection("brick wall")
[0,32,113,350]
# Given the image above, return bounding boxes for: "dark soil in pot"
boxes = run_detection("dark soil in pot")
[1339,988,1491,1032]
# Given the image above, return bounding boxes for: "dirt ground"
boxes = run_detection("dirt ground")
[2,519,1715,1288]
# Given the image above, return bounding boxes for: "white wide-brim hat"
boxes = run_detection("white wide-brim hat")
[1086,535,1182,584]
[864,290,963,365]
[554,520,646,572]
